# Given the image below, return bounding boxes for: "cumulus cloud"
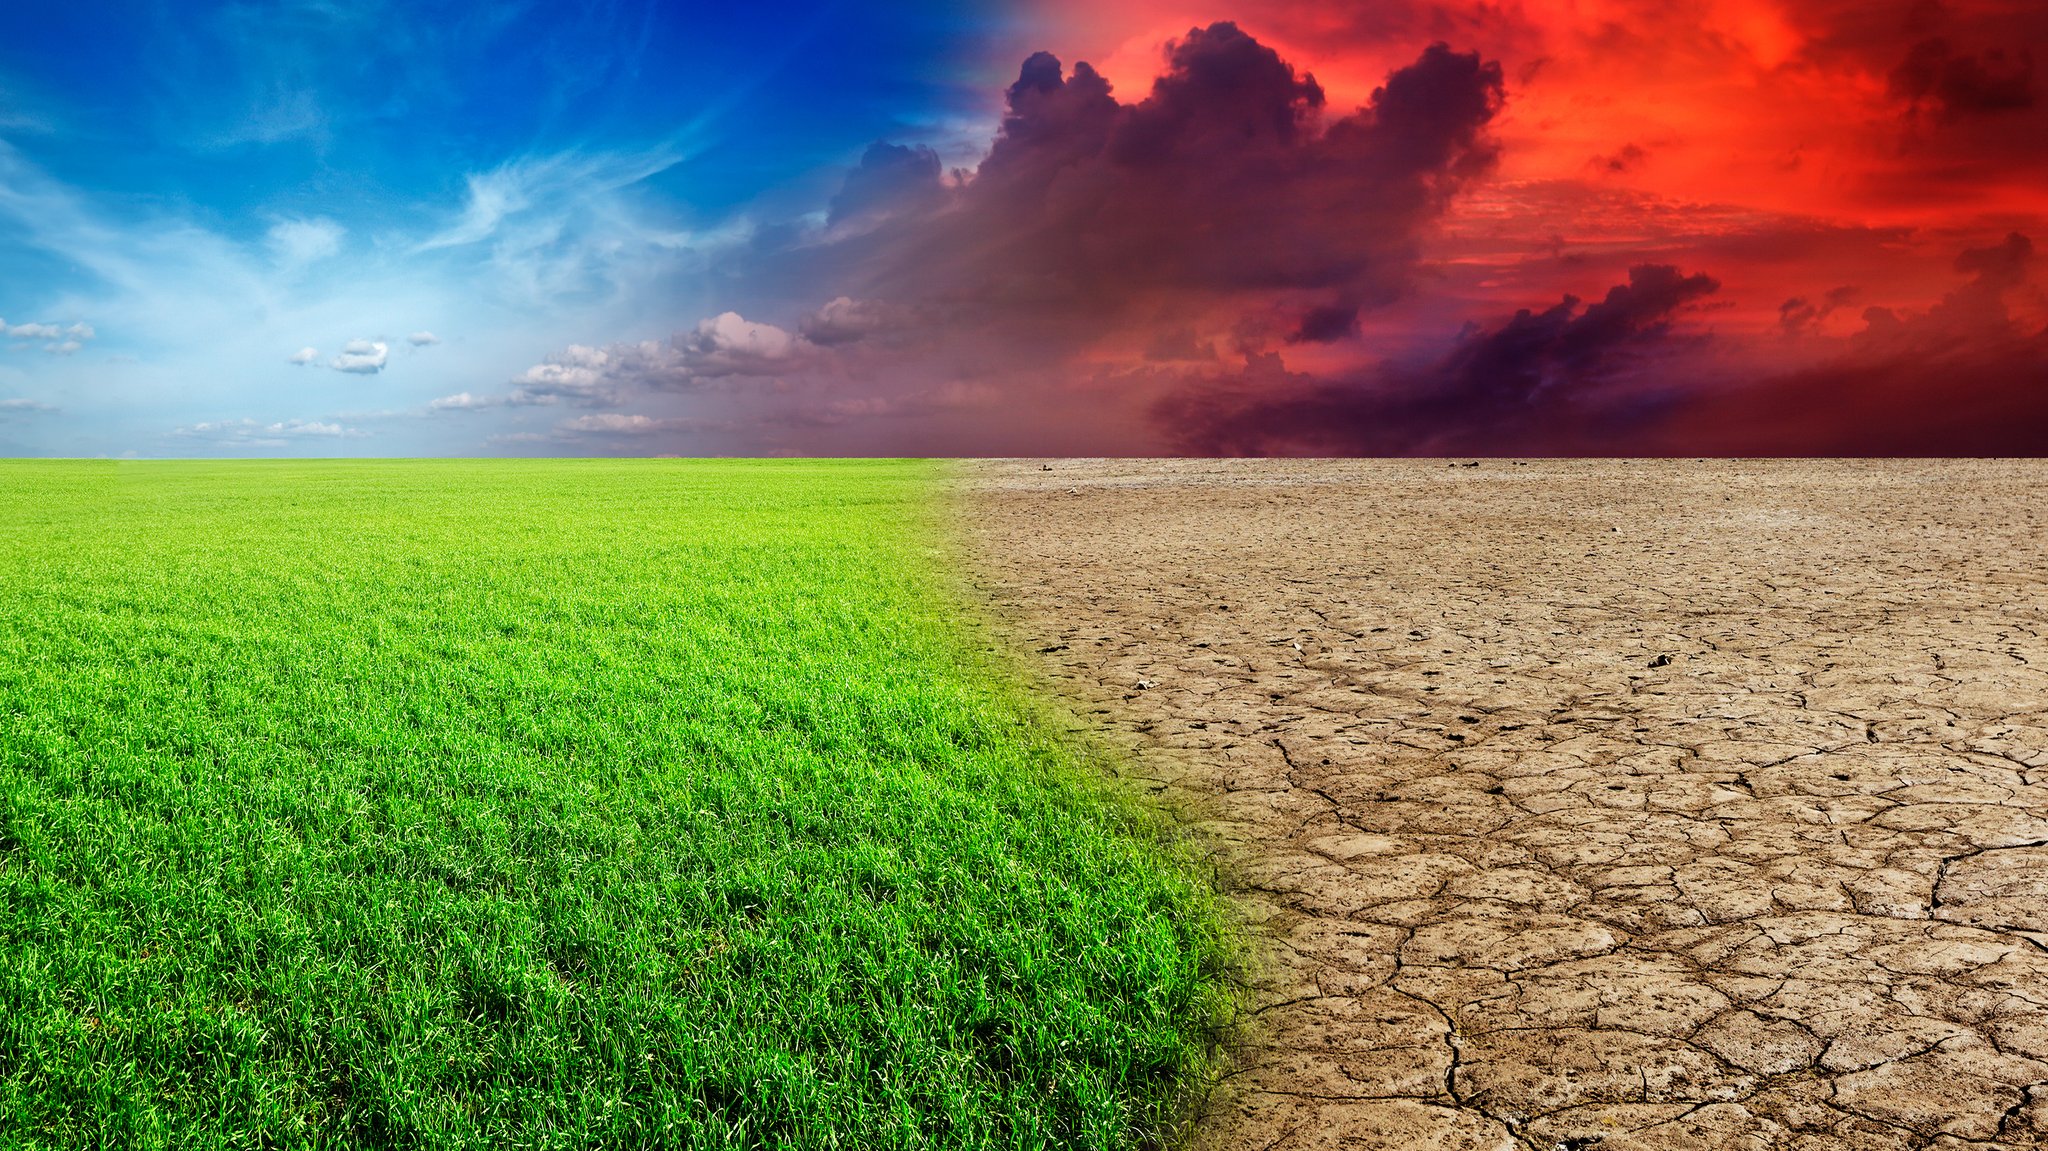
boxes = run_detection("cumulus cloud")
[330,338,388,375]
[501,343,633,407]
[833,27,1504,326]
[673,312,808,377]
[797,297,913,347]
[288,346,318,365]
[428,391,494,411]
[827,142,945,228]
[466,313,821,415]
[407,331,440,346]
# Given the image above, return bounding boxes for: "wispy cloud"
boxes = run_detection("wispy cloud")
[208,87,328,150]
[171,417,368,446]
[0,132,718,453]
[412,146,716,306]
[267,217,345,269]
[560,412,705,436]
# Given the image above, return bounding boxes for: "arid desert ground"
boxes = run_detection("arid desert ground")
[958,459,2048,1151]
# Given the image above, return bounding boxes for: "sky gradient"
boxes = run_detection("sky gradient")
[2,0,2043,455]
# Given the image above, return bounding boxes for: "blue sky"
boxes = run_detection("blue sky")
[0,0,1022,455]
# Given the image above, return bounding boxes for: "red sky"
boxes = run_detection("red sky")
[1036,0,2046,316]
[454,0,2048,455]
[938,0,2047,452]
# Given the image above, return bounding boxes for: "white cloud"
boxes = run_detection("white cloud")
[173,417,366,445]
[475,313,820,416]
[491,311,813,405]
[3,317,96,353]
[418,148,686,252]
[288,347,318,365]
[330,338,388,374]
[560,412,699,435]
[428,391,493,410]
[266,217,344,268]
[407,330,440,346]
[419,168,532,252]
[409,145,729,308]
[676,311,805,377]
[0,397,57,414]
[0,136,741,455]
[799,297,912,346]
[495,342,636,407]
[210,88,328,149]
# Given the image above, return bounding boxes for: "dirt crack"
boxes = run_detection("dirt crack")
[957,458,2048,1151]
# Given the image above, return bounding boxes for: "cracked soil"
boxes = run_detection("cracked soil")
[956,459,2048,1151]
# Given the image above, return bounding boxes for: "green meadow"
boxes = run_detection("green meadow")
[0,460,1235,1150]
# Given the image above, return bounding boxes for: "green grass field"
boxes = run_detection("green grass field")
[0,460,1235,1150]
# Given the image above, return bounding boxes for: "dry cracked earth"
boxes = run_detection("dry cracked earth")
[955,459,2048,1151]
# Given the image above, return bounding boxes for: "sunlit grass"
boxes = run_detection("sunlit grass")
[0,460,1234,1150]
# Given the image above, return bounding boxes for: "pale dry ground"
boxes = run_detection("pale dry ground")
[955,459,2048,1151]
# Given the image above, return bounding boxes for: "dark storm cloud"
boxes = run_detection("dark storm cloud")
[1589,143,1648,174]
[1952,229,2032,288]
[826,142,945,228]
[1161,233,2048,456]
[1889,37,2035,122]
[1144,327,1219,362]
[841,25,1506,324]
[1158,264,1722,454]
[1855,232,2033,356]
[1778,286,1859,336]
[1288,304,1361,344]
[1678,233,2048,454]
[526,24,1514,453]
